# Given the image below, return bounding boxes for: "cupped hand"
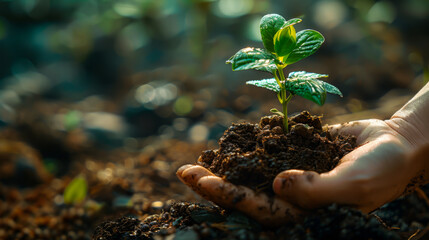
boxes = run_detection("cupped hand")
[273,119,429,213]
[177,119,429,225]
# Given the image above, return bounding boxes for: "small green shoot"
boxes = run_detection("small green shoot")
[64,174,88,205]
[227,13,342,132]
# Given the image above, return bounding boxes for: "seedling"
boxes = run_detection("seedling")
[227,14,342,132]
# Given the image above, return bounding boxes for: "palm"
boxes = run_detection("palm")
[177,119,427,225]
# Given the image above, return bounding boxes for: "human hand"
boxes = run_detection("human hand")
[273,119,429,213]
[177,118,429,225]
[178,83,429,224]
[176,164,303,226]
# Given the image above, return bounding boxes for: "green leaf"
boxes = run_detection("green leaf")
[64,175,88,205]
[260,14,286,53]
[323,82,343,97]
[288,71,328,79]
[285,79,326,105]
[283,18,303,27]
[270,108,284,116]
[246,78,280,92]
[288,71,342,96]
[284,30,325,65]
[226,47,279,74]
[273,24,296,58]
[285,71,342,105]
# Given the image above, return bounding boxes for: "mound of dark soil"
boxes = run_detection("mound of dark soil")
[198,111,356,194]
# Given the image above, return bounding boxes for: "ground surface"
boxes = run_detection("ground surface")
[0,90,429,240]
[1,105,429,240]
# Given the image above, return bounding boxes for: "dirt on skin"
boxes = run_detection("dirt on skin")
[198,111,356,195]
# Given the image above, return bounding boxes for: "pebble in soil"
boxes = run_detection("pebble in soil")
[198,111,356,195]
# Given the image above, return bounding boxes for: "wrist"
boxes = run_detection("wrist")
[387,83,429,149]
[385,116,428,150]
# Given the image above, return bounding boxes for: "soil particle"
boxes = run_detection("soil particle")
[198,111,356,195]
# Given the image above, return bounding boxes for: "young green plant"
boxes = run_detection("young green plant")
[227,14,342,132]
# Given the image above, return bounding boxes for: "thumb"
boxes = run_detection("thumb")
[273,170,331,209]
[272,166,362,210]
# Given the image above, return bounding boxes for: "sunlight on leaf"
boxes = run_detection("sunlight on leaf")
[260,14,286,53]
[227,47,279,73]
[285,71,342,105]
[274,24,297,57]
[246,78,280,92]
[285,30,325,65]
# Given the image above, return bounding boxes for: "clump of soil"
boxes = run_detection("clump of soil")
[198,111,356,194]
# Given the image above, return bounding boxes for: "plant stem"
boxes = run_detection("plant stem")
[282,95,288,132]
[277,67,290,132]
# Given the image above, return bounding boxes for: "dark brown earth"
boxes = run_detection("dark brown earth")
[92,112,429,240]
[198,111,356,195]
[92,191,429,240]
[3,110,429,240]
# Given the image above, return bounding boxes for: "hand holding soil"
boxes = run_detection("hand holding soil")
[275,119,429,213]
[177,82,429,225]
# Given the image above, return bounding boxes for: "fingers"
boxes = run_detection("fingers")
[328,120,372,138]
[177,164,301,226]
[273,167,375,211]
[177,164,214,184]
[329,119,389,145]
[273,169,335,209]
[196,176,301,226]
[176,164,215,193]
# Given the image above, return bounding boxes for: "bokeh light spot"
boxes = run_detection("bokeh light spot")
[314,0,348,29]
[189,124,209,143]
[213,0,253,18]
[245,16,262,41]
[367,1,396,23]
[173,96,193,116]
[120,23,148,51]
[135,84,156,104]
[113,2,141,18]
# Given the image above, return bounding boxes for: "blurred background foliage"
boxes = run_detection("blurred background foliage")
[0,0,428,153]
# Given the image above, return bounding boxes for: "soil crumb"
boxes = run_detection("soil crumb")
[198,111,356,194]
